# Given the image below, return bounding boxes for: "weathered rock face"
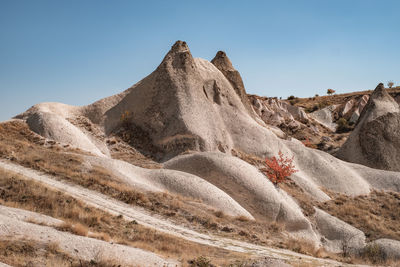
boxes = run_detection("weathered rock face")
[358,112,400,170]
[211,51,256,118]
[335,83,400,171]
[100,41,281,159]
[342,95,369,123]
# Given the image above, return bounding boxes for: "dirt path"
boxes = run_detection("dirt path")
[0,159,366,267]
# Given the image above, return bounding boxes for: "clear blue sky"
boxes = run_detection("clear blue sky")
[1,0,399,121]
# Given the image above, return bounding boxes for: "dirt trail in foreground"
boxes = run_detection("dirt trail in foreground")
[0,159,366,267]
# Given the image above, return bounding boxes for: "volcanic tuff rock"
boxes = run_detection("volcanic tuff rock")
[96,40,288,159]
[12,41,400,254]
[211,51,256,118]
[335,83,400,171]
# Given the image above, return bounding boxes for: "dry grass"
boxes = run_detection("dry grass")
[0,239,121,267]
[231,149,265,168]
[279,180,317,218]
[283,238,318,256]
[57,222,89,237]
[0,168,250,266]
[318,190,400,241]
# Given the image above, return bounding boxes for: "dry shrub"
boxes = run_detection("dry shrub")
[58,222,88,236]
[73,223,89,236]
[284,238,318,256]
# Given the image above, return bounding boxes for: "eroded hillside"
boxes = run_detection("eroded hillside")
[1,41,400,266]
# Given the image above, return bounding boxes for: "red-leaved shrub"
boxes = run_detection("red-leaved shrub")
[262,151,298,185]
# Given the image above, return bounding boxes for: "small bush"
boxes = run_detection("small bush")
[287,95,300,105]
[387,81,394,88]
[262,151,298,185]
[189,256,214,267]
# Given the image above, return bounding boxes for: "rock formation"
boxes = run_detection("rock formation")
[211,51,256,118]
[341,95,370,123]
[13,42,400,254]
[250,96,308,127]
[97,41,284,159]
[335,83,400,171]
